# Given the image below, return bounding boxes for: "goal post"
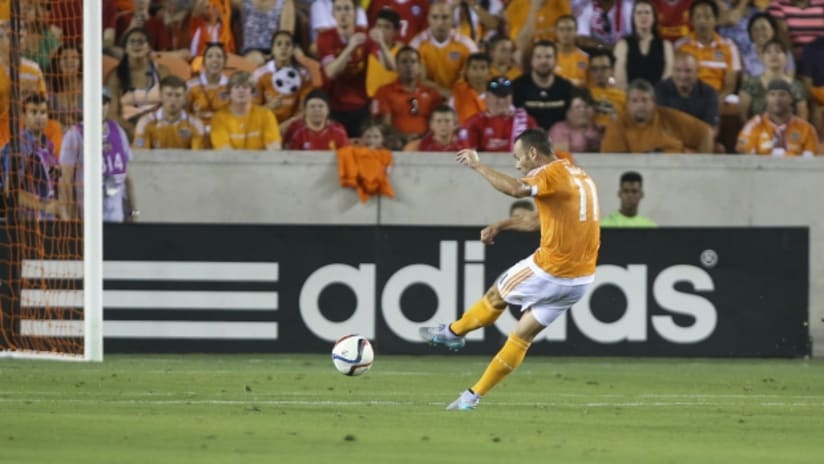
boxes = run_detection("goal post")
[0,0,103,361]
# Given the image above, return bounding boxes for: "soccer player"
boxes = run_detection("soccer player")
[459,76,537,152]
[420,128,600,410]
[372,46,442,140]
[600,171,657,227]
[134,76,206,150]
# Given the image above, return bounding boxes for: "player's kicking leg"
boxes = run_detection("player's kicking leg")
[446,309,547,410]
[419,286,508,351]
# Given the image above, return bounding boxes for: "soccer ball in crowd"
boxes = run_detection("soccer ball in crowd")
[273,67,302,95]
[331,334,374,376]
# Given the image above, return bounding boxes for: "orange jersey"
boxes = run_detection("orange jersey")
[589,85,626,127]
[674,33,741,92]
[252,61,313,123]
[555,48,589,87]
[366,43,401,97]
[210,105,281,150]
[409,30,478,90]
[134,109,206,150]
[523,159,600,278]
[372,80,443,136]
[600,106,711,153]
[0,59,47,148]
[506,0,571,42]
[736,113,819,156]
[449,80,486,124]
[186,73,231,128]
[44,119,63,160]
[491,64,522,81]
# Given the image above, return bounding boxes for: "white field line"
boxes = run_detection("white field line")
[0,398,822,408]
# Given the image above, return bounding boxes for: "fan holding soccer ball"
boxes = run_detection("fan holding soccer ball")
[331,335,374,376]
[252,31,312,123]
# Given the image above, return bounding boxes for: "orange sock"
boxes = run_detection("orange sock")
[449,297,504,336]
[470,334,531,396]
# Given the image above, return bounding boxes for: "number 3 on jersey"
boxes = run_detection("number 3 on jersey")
[567,166,599,222]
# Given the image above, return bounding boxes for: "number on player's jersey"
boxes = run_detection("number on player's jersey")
[567,166,599,222]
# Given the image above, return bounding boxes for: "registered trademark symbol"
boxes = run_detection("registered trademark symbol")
[700,249,718,268]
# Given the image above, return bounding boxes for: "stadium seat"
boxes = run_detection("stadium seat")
[153,52,193,80]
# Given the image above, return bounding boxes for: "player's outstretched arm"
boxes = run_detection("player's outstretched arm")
[480,212,539,244]
[456,149,532,198]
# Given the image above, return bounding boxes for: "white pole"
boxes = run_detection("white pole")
[82,0,104,361]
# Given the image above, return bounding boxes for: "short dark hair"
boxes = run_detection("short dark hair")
[396,45,420,59]
[509,200,535,215]
[690,0,718,19]
[627,78,655,95]
[620,171,643,184]
[570,87,595,106]
[159,75,186,90]
[304,88,330,107]
[763,37,787,53]
[430,104,456,120]
[486,34,512,52]
[747,12,779,41]
[376,9,401,29]
[466,52,491,67]
[514,128,553,156]
[589,49,615,67]
[532,39,557,56]
[23,93,47,107]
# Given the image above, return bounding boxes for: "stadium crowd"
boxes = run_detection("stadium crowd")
[1,0,824,219]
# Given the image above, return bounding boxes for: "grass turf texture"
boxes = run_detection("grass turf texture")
[2,355,823,464]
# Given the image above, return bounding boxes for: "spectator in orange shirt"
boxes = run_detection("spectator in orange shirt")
[450,52,490,124]
[186,42,230,139]
[600,78,714,153]
[405,105,469,151]
[554,15,589,87]
[736,79,819,157]
[508,0,572,51]
[588,50,626,128]
[487,35,521,81]
[459,76,538,152]
[372,46,443,141]
[134,76,206,150]
[674,0,741,103]
[253,31,314,126]
[210,71,282,150]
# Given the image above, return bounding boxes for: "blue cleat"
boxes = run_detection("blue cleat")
[446,390,480,411]
[419,324,466,351]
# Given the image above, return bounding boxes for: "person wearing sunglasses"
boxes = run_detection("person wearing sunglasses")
[459,76,537,152]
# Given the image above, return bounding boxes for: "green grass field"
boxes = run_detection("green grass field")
[2,354,823,464]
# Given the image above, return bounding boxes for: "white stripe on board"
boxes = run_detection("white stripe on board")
[20,320,278,340]
[21,260,279,282]
[21,289,278,310]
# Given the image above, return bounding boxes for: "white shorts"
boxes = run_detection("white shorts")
[495,254,594,327]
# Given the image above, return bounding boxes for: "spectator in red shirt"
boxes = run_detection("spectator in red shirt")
[459,76,537,152]
[284,89,351,150]
[367,0,429,44]
[405,104,468,151]
[372,46,442,141]
[316,0,396,137]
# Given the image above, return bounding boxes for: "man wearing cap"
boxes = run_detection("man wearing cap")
[459,76,537,152]
[736,79,819,156]
[210,71,282,150]
[59,87,138,222]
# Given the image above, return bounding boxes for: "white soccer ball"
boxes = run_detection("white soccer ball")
[273,66,302,96]
[331,334,374,376]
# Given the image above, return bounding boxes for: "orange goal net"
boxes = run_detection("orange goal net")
[0,0,91,359]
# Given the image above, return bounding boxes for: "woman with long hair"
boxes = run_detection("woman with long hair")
[252,31,313,125]
[105,28,170,140]
[739,38,808,120]
[48,44,83,128]
[612,0,673,90]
